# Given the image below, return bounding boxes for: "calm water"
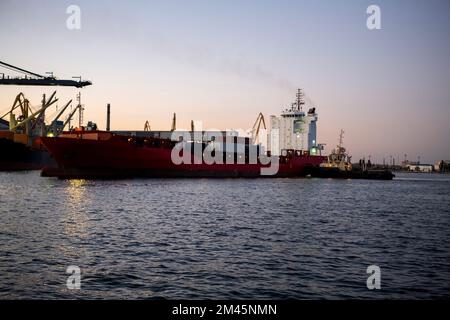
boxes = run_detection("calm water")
[0,171,449,299]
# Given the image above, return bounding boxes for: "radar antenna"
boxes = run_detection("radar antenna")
[295,88,305,111]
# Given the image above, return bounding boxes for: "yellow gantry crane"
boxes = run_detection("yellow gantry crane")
[0,91,81,138]
[7,91,58,132]
[1,93,32,134]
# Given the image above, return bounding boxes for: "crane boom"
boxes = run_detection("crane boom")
[0,60,44,78]
[50,99,72,128]
[62,104,82,131]
[51,100,72,125]
[0,60,92,88]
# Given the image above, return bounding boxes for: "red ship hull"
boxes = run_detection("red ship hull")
[41,131,326,179]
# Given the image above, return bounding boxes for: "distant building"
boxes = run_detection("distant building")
[434,160,450,173]
[407,164,434,172]
[434,162,441,172]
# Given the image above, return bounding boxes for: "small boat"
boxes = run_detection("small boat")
[310,130,394,180]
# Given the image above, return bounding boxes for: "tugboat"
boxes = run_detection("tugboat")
[319,129,352,175]
[311,130,394,180]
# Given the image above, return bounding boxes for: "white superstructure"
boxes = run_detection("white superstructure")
[268,89,319,155]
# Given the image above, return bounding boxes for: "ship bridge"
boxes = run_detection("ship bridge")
[281,110,305,118]
[268,89,318,156]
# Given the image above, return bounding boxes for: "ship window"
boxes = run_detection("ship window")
[293,120,303,133]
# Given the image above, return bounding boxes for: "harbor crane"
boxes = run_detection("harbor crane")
[0,60,92,88]
[144,121,151,131]
[251,112,266,145]
[0,61,90,134]
[1,92,78,136]
[1,93,32,122]
[1,93,33,134]
[9,91,58,133]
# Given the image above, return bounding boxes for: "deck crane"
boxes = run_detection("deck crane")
[48,99,73,135]
[62,104,83,131]
[0,60,92,88]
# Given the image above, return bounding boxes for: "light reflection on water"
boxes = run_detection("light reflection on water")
[63,179,89,239]
[0,171,449,299]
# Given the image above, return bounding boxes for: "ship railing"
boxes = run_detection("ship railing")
[59,130,113,141]
[281,149,309,157]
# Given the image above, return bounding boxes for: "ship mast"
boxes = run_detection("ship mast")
[295,88,305,111]
[76,92,84,128]
[338,129,344,149]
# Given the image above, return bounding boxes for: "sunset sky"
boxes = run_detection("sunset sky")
[1,0,449,163]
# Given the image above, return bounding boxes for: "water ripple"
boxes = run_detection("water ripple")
[0,172,449,299]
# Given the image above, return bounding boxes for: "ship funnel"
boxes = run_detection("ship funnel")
[171,113,176,131]
[106,103,111,131]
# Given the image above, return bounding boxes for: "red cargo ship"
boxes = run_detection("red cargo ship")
[41,131,326,179]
